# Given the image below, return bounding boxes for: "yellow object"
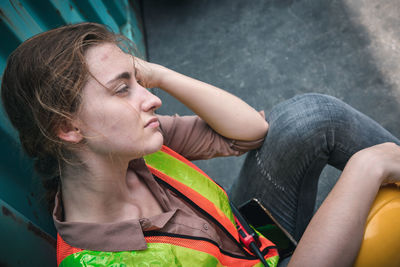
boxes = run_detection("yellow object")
[354,183,400,267]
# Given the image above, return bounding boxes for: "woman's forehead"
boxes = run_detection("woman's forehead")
[85,43,133,84]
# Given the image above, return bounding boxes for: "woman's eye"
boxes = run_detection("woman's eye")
[116,84,130,94]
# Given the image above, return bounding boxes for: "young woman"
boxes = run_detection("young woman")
[1,22,399,267]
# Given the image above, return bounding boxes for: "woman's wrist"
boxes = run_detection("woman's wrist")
[151,64,170,89]
[349,148,387,185]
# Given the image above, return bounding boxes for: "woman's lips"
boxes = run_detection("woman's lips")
[145,117,160,128]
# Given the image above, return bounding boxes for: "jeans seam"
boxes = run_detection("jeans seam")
[294,153,326,240]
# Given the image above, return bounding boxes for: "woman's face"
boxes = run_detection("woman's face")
[75,42,163,159]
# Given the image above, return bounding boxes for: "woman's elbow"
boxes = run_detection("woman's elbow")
[250,119,269,140]
[259,119,269,138]
[256,110,268,138]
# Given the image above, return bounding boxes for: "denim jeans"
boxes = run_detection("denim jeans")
[230,93,399,243]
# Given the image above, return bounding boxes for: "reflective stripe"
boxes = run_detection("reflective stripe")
[144,146,237,239]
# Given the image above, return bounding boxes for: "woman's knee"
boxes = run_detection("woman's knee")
[267,93,352,138]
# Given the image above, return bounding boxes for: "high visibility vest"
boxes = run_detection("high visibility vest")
[57,146,279,267]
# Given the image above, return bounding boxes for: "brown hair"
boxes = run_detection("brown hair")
[1,22,130,212]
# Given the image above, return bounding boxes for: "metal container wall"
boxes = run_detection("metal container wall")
[0,0,145,265]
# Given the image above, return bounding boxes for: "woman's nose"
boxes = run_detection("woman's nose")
[141,87,162,112]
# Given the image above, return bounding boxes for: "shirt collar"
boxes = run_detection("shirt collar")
[53,159,176,252]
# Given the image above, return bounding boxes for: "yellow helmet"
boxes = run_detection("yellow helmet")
[354,183,400,267]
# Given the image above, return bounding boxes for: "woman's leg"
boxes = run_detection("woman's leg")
[230,93,400,241]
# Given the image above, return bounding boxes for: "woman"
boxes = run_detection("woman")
[1,22,399,266]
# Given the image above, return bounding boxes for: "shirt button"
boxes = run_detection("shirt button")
[203,223,209,230]
[139,218,151,229]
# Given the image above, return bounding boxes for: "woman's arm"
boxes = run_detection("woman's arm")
[135,58,268,141]
[288,142,400,267]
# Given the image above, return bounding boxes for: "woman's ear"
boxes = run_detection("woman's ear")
[57,121,83,143]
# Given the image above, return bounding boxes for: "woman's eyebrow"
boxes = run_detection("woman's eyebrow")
[106,72,131,85]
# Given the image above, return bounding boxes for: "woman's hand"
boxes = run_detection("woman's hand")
[134,57,167,89]
[352,142,400,184]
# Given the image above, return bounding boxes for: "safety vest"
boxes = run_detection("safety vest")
[57,146,279,266]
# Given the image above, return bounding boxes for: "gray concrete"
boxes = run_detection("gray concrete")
[142,0,400,203]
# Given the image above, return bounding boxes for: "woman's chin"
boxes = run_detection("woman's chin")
[122,132,164,159]
[145,133,164,155]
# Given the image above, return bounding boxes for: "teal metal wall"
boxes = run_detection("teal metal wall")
[0,0,145,265]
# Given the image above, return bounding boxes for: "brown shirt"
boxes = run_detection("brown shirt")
[53,114,265,256]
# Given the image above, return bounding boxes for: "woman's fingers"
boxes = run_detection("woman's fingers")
[133,57,153,88]
[133,57,166,89]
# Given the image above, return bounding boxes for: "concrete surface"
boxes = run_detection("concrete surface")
[142,0,400,209]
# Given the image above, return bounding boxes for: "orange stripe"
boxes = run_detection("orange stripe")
[160,146,228,196]
[146,235,262,266]
[57,233,83,266]
[148,165,240,242]
[259,236,279,258]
